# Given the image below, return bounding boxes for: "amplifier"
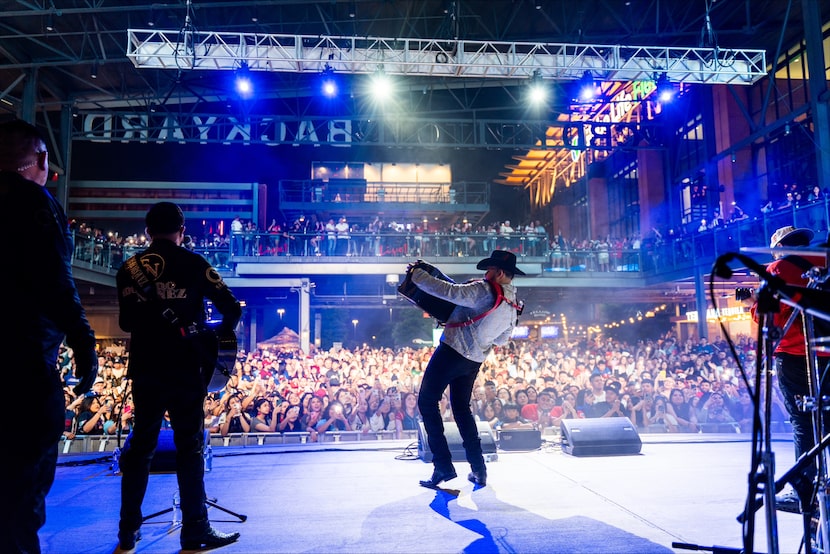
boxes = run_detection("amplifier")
[497,429,542,451]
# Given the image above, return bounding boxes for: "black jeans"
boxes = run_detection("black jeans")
[1,372,64,554]
[118,377,208,535]
[775,353,830,494]
[417,343,485,472]
[2,444,59,554]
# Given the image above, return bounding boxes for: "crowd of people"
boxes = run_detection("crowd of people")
[71,214,663,274]
[58,329,786,447]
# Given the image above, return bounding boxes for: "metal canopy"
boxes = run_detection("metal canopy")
[127,30,767,85]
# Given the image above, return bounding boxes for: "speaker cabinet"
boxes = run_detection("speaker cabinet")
[497,429,542,451]
[120,430,178,472]
[418,421,497,462]
[150,430,177,472]
[560,417,642,456]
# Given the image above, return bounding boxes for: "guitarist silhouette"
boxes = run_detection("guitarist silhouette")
[115,201,243,551]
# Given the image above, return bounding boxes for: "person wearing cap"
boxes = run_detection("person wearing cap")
[589,385,630,419]
[408,250,524,488]
[115,201,242,550]
[0,119,98,554]
[750,225,830,515]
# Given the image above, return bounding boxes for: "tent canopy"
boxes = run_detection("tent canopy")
[257,327,302,351]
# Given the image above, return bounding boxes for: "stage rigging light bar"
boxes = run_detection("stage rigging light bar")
[127,30,767,86]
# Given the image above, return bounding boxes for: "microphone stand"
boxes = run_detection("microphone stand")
[744,282,781,554]
[713,253,781,554]
[725,251,830,552]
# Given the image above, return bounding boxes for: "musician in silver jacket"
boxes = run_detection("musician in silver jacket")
[410,250,523,488]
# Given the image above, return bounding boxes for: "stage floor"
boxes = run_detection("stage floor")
[42,434,810,553]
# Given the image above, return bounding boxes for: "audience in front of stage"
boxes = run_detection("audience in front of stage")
[59,330,788,448]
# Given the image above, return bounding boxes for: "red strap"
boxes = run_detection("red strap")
[444,279,520,328]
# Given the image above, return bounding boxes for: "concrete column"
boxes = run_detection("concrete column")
[694,268,708,340]
[637,147,667,235]
[21,69,37,123]
[299,279,311,354]
[587,175,608,239]
[711,86,752,217]
[56,105,74,209]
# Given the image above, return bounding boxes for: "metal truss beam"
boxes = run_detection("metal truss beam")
[71,110,652,150]
[127,30,767,85]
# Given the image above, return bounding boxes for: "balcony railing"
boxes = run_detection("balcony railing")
[70,197,830,280]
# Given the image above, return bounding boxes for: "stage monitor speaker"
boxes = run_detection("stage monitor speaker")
[151,430,177,472]
[497,429,542,451]
[120,430,178,472]
[560,417,642,457]
[418,421,496,463]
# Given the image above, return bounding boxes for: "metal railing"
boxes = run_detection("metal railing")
[58,430,419,455]
[70,197,830,279]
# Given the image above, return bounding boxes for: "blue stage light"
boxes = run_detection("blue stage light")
[321,65,338,98]
[656,74,675,103]
[577,71,596,102]
[234,62,254,99]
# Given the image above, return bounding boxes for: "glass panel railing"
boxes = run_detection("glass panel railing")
[70,196,830,279]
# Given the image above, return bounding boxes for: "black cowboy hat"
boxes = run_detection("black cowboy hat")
[475,250,526,276]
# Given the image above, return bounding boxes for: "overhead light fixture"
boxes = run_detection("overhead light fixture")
[348,2,356,18]
[321,64,338,98]
[655,73,675,103]
[368,68,393,103]
[527,69,548,105]
[44,1,56,32]
[234,62,254,99]
[577,71,596,102]
[90,61,98,79]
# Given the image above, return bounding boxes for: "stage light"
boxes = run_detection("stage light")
[321,65,338,98]
[368,69,393,103]
[235,62,254,99]
[90,61,98,79]
[527,70,548,106]
[655,74,675,103]
[577,71,596,102]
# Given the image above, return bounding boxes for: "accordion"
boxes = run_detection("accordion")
[398,261,456,324]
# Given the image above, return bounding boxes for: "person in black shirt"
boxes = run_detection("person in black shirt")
[115,202,242,550]
[0,119,98,554]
